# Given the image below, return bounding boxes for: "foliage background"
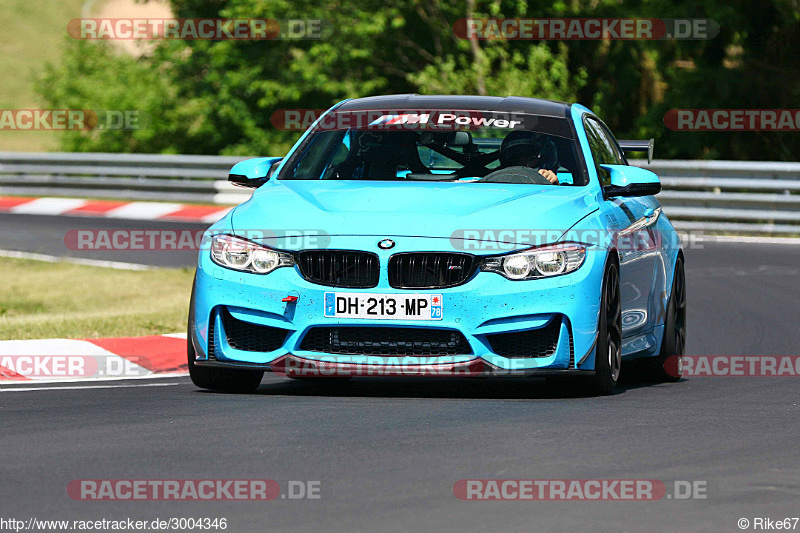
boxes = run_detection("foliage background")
[36,0,800,160]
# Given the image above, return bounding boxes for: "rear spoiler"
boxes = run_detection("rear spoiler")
[618,139,654,164]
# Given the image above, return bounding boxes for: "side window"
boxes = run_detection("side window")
[584,117,623,186]
[294,130,345,179]
[597,120,626,164]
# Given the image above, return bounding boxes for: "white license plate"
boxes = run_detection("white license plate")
[323,292,443,320]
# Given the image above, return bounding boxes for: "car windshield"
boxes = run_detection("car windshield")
[278,110,585,185]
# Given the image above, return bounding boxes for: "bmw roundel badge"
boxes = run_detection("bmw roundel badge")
[378,239,395,250]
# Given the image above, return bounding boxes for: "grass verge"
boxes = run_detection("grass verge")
[0,0,88,152]
[0,257,194,340]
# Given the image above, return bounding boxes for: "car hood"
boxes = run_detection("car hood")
[230,180,598,249]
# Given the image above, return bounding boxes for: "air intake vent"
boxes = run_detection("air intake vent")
[485,319,561,358]
[221,309,290,352]
[299,327,472,356]
[388,253,476,289]
[296,250,379,288]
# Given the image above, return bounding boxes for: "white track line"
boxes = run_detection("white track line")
[105,202,184,220]
[0,249,154,270]
[698,235,800,245]
[0,336,187,385]
[10,197,87,215]
[202,207,232,223]
[0,373,188,386]
[0,382,184,392]
[0,338,117,356]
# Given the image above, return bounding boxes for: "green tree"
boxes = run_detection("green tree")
[36,0,800,160]
[37,40,183,153]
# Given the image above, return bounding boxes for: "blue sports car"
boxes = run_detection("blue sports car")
[188,95,685,395]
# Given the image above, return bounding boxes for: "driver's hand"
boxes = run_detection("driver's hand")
[538,169,559,184]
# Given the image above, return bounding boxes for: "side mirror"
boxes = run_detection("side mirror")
[600,164,661,197]
[228,157,282,188]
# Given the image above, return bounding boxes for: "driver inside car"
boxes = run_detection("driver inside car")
[481,131,560,184]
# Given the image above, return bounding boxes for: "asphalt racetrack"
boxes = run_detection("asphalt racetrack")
[0,213,202,268]
[1,214,799,532]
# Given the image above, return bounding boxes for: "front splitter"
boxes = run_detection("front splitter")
[267,355,594,378]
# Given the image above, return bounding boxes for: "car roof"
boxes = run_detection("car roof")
[336,94,571,118]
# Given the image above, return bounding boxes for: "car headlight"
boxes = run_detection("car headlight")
[481,243,587,280]
[210,234,294,274]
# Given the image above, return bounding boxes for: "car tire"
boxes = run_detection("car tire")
[587,258,622,395]
[648,256,686,382]
[187,278,263,393]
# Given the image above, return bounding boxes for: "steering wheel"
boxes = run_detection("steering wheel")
[478,166,552,185]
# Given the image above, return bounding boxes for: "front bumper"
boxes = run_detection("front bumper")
[191,239,607,375]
